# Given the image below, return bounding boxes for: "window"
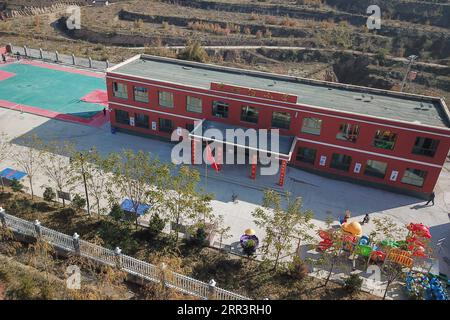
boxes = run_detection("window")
[186,96,202,113]
[159,91,174,108]
[412,137,440,157]
[296,147,317,164]
[336,123,360,143]
[113,82,128,99]
[115,109,129,125]
[135,113,149,129]
[401,168,427,187]
[301,117,322,135]
[240,106,259,124]
[373,130,397,150]
[159,118,173,133]
[133,86,149,103]
[271,112,291,130]
[364,160,388,179]
[330,153,352,172]
[212,101,229,118]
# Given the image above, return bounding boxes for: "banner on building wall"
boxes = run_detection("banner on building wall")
[354,163,362,173]
[152,121,157,130]
[319,156,327,166]
[130,117,135,127]
[390,170,399,181]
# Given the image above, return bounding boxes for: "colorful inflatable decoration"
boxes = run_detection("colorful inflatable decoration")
[387,248,413,268]
[317,230,333,251]
[370,250,386,263]
[407,223,431,239]
[358,235,369,246]
[380,239,400,248]
[342,221,363,237]
[405,272,448,300]
[355,244,372,257]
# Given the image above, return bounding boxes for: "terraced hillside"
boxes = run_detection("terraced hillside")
[0,0,449,102]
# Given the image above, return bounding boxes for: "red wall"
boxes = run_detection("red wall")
[106,72,450,194]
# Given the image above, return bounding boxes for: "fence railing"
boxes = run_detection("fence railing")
[7,44,113,71]
[0,208,250,300]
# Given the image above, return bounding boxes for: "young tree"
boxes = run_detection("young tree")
[315,221,346,287]
[252,190,314,272]
[0,133,11,192]
[162,165,214,250]
[70,148,116,216]
[13,134,42,199]
[111,150,168,228]
[40,141,74,207]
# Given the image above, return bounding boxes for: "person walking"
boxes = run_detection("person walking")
[425,191,435,206]
[361,213,370,225]
[103,108,107,116]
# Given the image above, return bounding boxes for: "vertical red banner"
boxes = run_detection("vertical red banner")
[278,160,287,186]
[250,154,257,180]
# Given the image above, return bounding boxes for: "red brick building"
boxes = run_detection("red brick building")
[106,55,450,198]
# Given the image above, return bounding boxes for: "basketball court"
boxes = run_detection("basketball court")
[0,60,108,126]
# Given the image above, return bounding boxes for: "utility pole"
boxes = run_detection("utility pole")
[400,55,418,92]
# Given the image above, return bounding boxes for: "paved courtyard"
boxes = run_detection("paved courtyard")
[1,107,449,295]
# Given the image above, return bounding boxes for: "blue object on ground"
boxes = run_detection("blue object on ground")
[0,167,27,181]
[120,198,150,216]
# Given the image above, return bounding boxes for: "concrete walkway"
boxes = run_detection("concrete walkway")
[1,107,449,299]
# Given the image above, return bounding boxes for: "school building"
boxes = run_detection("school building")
[106,54,450,198]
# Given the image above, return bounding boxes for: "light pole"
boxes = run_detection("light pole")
[79,149,93,215]
[400,55,418,92]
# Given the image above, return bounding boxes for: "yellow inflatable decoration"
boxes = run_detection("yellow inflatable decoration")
[341,221,363,237]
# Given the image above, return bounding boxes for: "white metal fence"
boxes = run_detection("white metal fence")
[0,208,250,300]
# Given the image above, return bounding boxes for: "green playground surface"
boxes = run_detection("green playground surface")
[0,62,106,119]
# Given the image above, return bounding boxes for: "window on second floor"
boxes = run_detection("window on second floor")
[186,96,202,113]
[115,109,129,125]
[412,137,440,157]
[133,86,149,103]
[271,111,291,130]
[159,91,174,108]
[330,153,352,172]
[364,160,388,179]
[113,82,128,99]
[301,117,322,135]
[212,101,229,118]
[240,106,259,124]
[401,168,427,187]
[336,123,360,143]
[373,130,397,150]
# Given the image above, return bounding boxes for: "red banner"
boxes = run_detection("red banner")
[211,82,297,104]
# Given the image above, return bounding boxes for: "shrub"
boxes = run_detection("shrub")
[242,239,257,257]
[344,273,363,295]
[10,179,23,193]
[177,40,209,63]
[43,187,56,202]
[190,226,208,247]
[71,194,86,212]
[288,256,309,280]
[147,213,165,238]
[109,203,125,222]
